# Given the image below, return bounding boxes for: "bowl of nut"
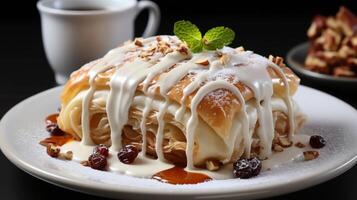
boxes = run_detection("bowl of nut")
[287,6,357,89]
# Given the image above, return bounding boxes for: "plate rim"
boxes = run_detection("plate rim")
[286,42,357,83]
[0,86,357,199]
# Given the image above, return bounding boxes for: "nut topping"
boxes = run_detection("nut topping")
[305,6,357,77]
[236,46,245,52]
[58,151,73,160]
[220,54,230,65]
[134,38,143,47]
[195,59,210,66]
[295,142,306,148]
[80,160,90,167]
[177,45,189,55]
[303,151,319,161]
[206,160,220,171]
[273,144,284,152]
[277,137,293,148]
[46,144,60,158]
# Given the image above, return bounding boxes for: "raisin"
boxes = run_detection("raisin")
[93,144,109,157]
[309,135,326,149]
[233,157,262,179]
[88,153,107,170]
[46,123,64,136]
[117,145,138,164]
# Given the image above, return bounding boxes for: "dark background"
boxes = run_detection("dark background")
[0,0,356,199]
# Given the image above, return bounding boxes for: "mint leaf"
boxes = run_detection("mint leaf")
[174,20,203,53]
[173,21,235,53]
[202,26,235,50]
[189,40,203,53]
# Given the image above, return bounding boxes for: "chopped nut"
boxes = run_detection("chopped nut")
[303,151,319,161]
[158,45,173,55]
[215,51,223,58]
[80,160,90,167]
[322,29,341,51]
[159,40,171,48]
[295,142,306,148]
[334,66,355,77]
[269,55,286,67]
[305,6,357,78]
[46,144,60,158]
[134,39,143,47]
[236,46,245,52]
[278,137,293,148]
[273,144,284,152]
[336,6,357,36]
[58,151,73,160]
[220,54,230,65]
[177,45,189,55]
[195,59,210,67]
[156,36,162,42]
[206,160,220,171]
[148,45,157,52]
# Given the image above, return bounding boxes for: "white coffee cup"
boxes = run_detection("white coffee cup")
[37,0,160,84]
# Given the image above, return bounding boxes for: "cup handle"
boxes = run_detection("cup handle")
[136,1,161,37]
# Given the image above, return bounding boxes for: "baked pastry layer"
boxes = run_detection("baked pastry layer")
[58,36,304,170]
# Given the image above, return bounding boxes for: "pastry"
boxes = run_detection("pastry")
[57,35,305,172]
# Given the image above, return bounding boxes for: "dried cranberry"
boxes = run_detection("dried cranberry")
[309,135,326,149]
[233,157,262,179]
[117,145,138,164]
[88,153,107,170]
[93,144,109,157]
[46,123,64,136]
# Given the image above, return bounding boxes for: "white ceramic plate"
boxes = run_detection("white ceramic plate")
[0,86,356,200]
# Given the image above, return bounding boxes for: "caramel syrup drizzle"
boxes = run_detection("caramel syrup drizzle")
[152,167,212,184]
[40,113,75,147]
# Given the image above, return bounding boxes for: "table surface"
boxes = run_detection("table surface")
[0,2,356,199]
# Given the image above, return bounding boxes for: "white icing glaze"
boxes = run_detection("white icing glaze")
[71,35,300,178]
[185,80,248,169]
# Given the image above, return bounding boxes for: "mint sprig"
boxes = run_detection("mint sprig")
[173,20,235,53]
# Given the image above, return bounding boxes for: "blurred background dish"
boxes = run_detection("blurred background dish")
[287,6,357,91]
[287,42,357,90]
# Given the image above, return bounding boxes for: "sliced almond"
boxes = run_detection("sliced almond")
[195,59,210,67]
[177,45,189,55]
[273,144,284,152]
[220,54,230,65]
[295,142,306,148]
[303,151,319,161]
[134,39,143,47]
[215,51,223,58]
[278,137,293,148]
[269,55,286,67]
[206,160,220,171]
[236,46,245,52]
[148,45,157,52]
[58,151,73,160]
[80,160,90,167]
